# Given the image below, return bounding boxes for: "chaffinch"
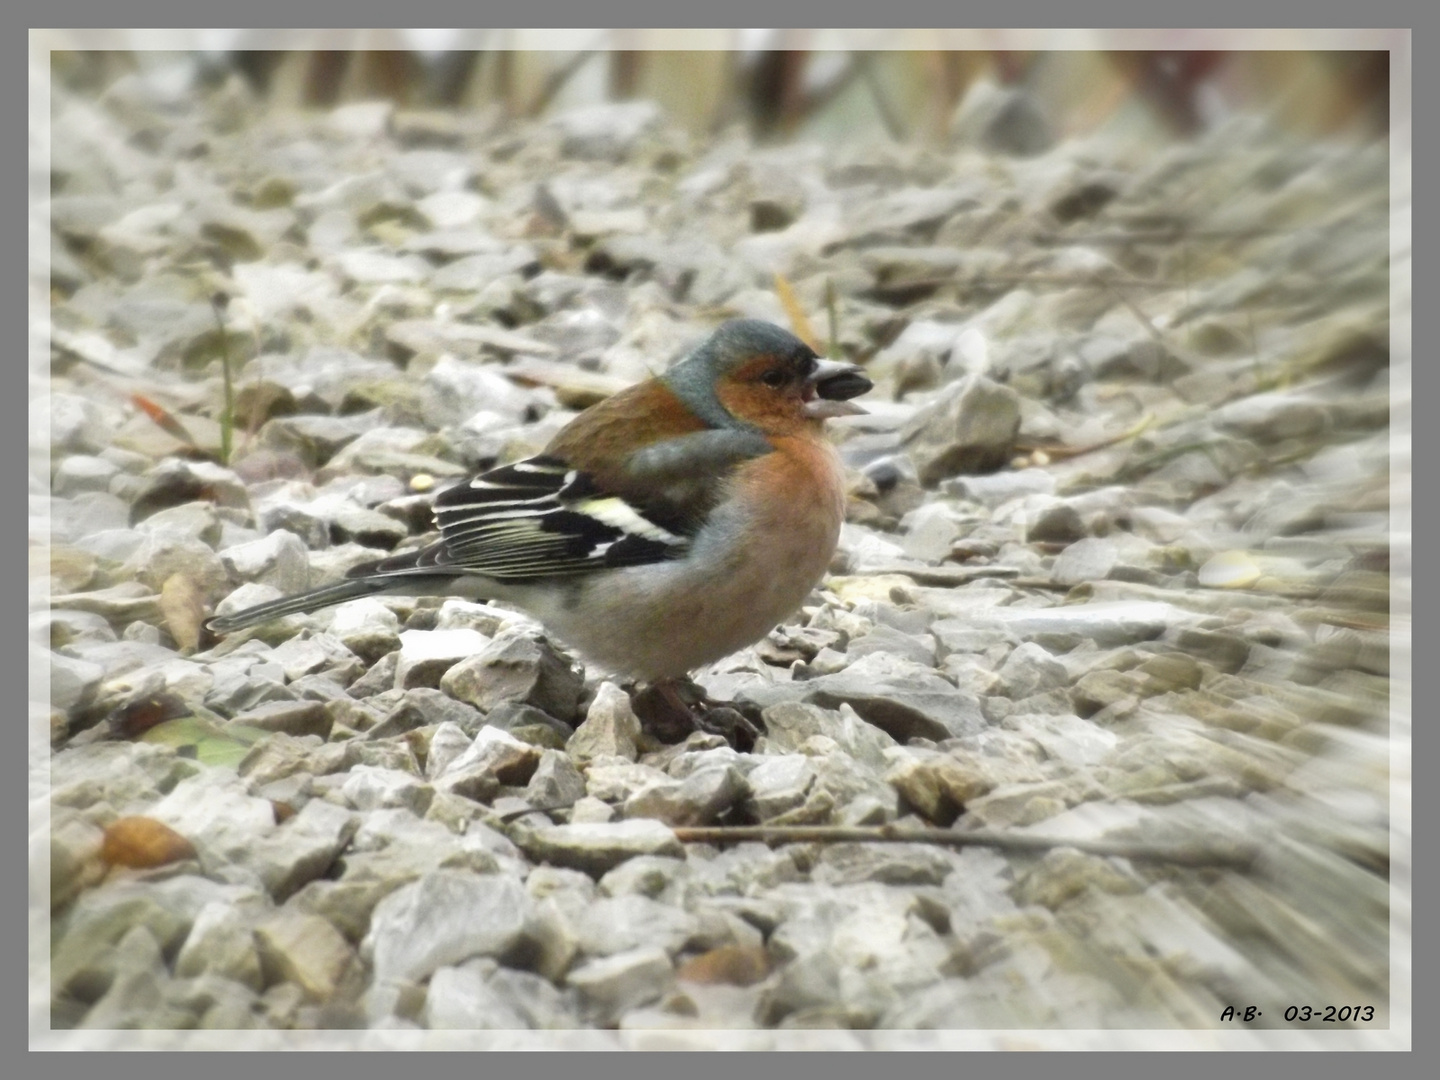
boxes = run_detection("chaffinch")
[208,319,871,706]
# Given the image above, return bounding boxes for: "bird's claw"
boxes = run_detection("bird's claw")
[629,677,762,752]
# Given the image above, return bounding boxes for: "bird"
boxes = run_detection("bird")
[207,319,872,736]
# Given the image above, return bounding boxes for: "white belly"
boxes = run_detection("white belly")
[516,467,843,680]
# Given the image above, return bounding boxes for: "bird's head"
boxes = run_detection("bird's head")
[664,319,872,436]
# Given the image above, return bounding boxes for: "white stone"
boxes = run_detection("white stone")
[394,628,489,690]
[366,870,533,985]
[219,530,310,594]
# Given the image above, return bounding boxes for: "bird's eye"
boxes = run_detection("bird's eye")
[761,369,787,388]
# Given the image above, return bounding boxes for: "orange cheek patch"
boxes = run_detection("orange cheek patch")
[715,381,806,433]
[715,380,768,417]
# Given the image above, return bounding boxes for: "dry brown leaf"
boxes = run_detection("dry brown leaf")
[108,691,190,740]
[160,573,206,652]
[131,393,199,449]
[773,273,820,352]
[676,945,770,987]
[101,816,196,869]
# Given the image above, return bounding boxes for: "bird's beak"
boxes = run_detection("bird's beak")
[804,358,872,418]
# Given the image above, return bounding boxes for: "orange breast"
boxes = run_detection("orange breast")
[729,434,847,546]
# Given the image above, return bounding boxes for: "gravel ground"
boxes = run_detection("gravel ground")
[31,62,1407,1048]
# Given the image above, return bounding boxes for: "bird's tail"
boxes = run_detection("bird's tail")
[206,578,389,634]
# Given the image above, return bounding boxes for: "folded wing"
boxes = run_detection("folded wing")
[350,425,773,584]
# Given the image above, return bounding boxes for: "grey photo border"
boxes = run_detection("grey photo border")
[18,11,1417,1071]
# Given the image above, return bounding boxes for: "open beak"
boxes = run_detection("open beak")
[803,358,872,418]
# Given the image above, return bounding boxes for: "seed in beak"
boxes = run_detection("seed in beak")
[808,358,873,402]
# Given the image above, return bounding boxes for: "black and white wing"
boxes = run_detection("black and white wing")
[353,454,691,583]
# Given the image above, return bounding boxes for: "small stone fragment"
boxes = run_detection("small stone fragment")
[440,629,584,721]
[254,911,356,1001]
[567,681,642,762]
[514,820,684,876]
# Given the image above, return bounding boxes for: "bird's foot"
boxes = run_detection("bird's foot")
[630,676,762,752]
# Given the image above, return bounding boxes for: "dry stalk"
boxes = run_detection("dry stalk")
[671,824,1258,869]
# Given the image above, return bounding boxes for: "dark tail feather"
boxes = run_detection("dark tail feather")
[206,578,388,634]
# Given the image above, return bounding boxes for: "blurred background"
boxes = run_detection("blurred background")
[47,32,1393,145]
[32,30,1409,1047]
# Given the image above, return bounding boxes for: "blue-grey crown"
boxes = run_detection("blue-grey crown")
[663,320,815,429]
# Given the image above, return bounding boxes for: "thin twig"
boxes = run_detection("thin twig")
[825,277,839,359]
[1014,411,1155,462]
[773,272,820,352]
[525,50,599,118]
[1103,282,1169,348]
[1246,309,1277,389]
[860,562,1020,587]
[1112,439,1223,483]
[1181,240,1192,352]
[857,53,907,142]
[786,53,867,133]
[671,824,1257,869]
[1003,577,1081,593]
[1032,223,1377,246]
[881,273,1184,292]
[210,293,234,467]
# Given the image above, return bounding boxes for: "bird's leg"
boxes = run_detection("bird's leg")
[630,676,762,751]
